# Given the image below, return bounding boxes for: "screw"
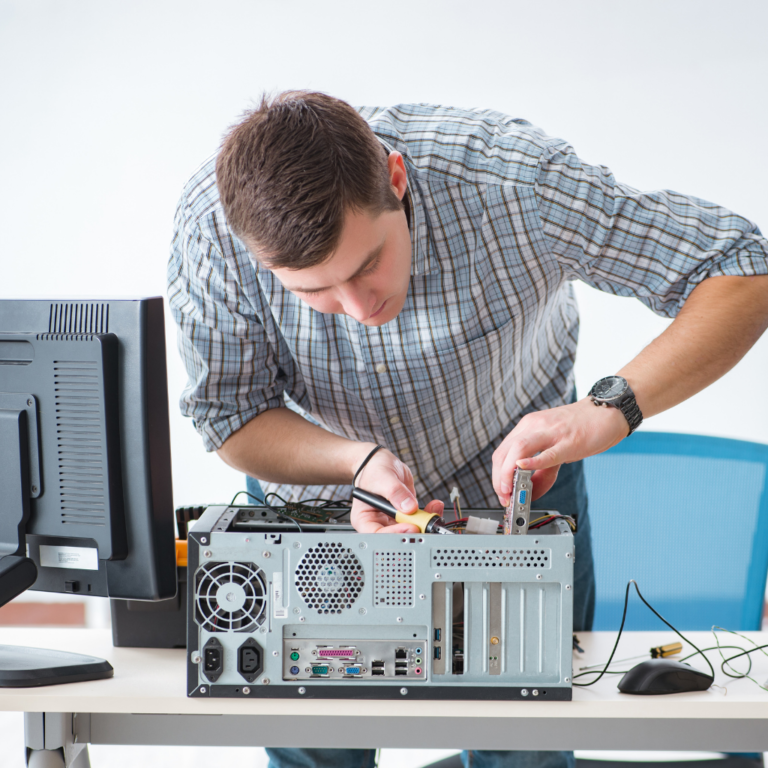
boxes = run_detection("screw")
[203,550,212,558]
[566,552,572,558]
[31,486,37,494]
[260,626,267,633]
[359,542,367,549]
[200,536,207,544]
[262,678,270,685]
[397,617,403,623]
[419,594,426,600]
[200,686,207,694]
[362,668,367,673]
[272,651,279,657]
[565,677,570,683]
[536,574,542,580]
[400,687,408,696]
[533,689,539,696]
[243,687,251,695]
[338,667,344,673]
[521,689,528,697]
[27,399,33,407]
[293,607,301,614]
[435,573,442,579]
[191,653,201,664]
[293,542,301,549]
[490,637,499,645]
[305,667,311,672]
[299,616,305,622]
[298,687,307,695]
[263,551,271,558]
[565,584,571,590]
[359,607,367,615]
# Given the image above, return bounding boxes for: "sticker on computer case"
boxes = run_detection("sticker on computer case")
[39,545,98,571]
[273,572,287,618]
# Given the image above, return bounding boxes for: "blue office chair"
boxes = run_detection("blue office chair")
[584,431,768,632]
[579,431,768,768]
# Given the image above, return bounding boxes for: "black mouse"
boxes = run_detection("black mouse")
[618,658,713,694]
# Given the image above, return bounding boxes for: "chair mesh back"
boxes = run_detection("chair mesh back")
[584,433,768,631]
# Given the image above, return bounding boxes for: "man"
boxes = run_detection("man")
[168,92,768,768]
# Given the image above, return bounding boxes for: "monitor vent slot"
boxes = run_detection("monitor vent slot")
[54,360,107,526]
[49,302,109,334]
[431,548,551,568]
[374,551,414,607]
[295,542,365,615]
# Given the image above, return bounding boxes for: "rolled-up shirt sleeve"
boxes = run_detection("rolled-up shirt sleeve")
[167,197,286,452]
[535,141,768,317]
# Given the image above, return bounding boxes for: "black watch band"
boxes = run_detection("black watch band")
[589,376,643,435]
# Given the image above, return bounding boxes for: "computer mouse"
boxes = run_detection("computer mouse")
[618,658,713,695]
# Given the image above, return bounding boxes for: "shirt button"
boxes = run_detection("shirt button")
[389,416,400,425]
[375,363,387,374]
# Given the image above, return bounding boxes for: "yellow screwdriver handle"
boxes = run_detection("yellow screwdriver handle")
[651,642,683,658]
[395,509,439,534]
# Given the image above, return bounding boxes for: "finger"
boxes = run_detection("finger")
[495,431,554,505]
[530,465,560,500]
[378,522,420,534]
[423,499,445,516]
[517,444,566,472]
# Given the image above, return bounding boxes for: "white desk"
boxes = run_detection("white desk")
[1,628,767,766]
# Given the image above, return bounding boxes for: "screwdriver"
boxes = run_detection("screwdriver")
[578,641,683,671]
[352,488,454,534]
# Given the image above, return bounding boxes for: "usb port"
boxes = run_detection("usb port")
[372,660,384,667]
[434,629,441,642]
[372,668,385,676]
[395,669,407,676]
[395,660,408,667]
[434,646,442,660]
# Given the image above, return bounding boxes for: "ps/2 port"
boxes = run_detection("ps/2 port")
[290,652,300,661]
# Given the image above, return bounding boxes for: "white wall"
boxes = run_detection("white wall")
[2,0,766,508]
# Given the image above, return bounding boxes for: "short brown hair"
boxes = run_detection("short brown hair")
[216,91,402,269]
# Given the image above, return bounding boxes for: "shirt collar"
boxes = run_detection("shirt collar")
[377,137,437,276]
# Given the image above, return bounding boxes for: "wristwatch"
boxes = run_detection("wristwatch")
[588,376,643,435]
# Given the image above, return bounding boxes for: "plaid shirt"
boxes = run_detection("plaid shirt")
[168,104,768,506]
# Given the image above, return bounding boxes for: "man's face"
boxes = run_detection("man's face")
[264,152,413,326]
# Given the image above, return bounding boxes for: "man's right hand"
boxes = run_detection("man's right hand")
[350,444,444,534]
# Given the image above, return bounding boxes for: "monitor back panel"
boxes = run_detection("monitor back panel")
[186,507,574,700]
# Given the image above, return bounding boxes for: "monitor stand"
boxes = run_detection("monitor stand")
[1,410,113,687]
[0,645,113,687]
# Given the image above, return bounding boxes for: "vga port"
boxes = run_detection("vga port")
[344,667,361,675]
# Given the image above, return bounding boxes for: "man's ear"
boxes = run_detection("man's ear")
[387,151,408,201]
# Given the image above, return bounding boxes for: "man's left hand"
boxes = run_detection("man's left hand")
[491,398,628,506]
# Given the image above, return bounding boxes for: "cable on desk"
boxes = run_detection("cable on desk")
[573,580,715,687]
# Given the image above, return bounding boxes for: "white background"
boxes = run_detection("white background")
[0,2,766,764]
[2,0,766,509]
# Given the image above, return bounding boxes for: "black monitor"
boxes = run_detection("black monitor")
[0,296,176,686]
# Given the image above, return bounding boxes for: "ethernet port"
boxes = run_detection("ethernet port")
[395,649,408,660]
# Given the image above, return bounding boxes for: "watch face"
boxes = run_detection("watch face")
[593,376,627,400]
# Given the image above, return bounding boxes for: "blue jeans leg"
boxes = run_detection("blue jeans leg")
[245,474,265,504]
[265,748,376,768]
[462,458,594,768]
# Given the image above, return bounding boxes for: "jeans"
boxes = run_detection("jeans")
[259,459,595,768]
